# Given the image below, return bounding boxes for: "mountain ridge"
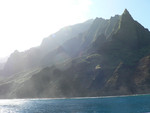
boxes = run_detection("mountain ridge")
[0,9,150,98]
[0,19,93,77]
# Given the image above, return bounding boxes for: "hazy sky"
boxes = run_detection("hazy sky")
[0,0,150,58]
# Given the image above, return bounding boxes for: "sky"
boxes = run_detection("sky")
[0,0,150,58]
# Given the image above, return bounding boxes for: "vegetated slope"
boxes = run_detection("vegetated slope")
[0,20,93,77]
[1,9,150,98]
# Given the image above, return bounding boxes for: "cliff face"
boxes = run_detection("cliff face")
[0,9,150,98]
[1,20,93,77]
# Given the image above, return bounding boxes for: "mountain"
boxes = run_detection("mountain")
[0,9,150,98]
[1,19,93,77]
[40,19,93,55]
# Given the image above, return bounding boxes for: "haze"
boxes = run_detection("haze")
[0,0,150,58]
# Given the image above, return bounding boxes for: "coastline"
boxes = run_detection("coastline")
[1,93,150,100]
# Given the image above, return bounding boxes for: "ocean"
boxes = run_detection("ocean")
[0,94,150,113]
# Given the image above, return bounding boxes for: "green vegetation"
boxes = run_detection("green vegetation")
[1,9,150,98]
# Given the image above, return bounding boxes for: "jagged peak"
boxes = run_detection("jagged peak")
[121,9,133,20]
[110,15,120,21]
[123,9,130,15]
[95,17,105,21]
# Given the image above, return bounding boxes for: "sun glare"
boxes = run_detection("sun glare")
[0,99,26,106]
[0,0,92,58]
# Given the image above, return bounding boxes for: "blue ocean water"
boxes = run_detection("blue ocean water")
[0,95,150,113]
